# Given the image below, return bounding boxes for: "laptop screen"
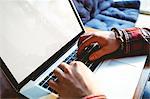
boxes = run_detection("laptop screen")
[0,0,83,83]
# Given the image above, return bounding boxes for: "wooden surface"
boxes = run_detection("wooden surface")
[0,68,19,98]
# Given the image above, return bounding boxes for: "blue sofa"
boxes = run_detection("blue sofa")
[73,0,140,31]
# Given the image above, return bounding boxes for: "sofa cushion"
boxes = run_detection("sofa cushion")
[85,14,135,30]
[112,0,140,9]
[73,0,140,30]
[73,0,91,23]
[85,18,108,30]
[101,7,139,22]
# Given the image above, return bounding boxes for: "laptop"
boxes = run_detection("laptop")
[0,0,147,98]
[0,0,102,98]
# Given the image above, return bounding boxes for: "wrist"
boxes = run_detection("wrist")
[111,28,125,51]
[110,31,122,49]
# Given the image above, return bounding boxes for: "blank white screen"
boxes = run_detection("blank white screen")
[0,0,82,83]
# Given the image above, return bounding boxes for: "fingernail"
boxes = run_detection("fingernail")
[89,56,95,61]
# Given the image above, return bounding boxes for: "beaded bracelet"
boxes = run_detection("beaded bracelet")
[111,28,125,51]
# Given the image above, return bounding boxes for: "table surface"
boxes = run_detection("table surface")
[0,28,150,99]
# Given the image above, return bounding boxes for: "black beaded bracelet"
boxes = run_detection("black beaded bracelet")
[111,28,125,51]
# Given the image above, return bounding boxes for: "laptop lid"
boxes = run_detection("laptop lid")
[0,0,84,91]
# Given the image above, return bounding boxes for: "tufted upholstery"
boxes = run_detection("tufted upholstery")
[73,0,140,31]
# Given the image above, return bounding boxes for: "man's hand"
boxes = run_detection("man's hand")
[49,61,102,99]
[78,31,121,61]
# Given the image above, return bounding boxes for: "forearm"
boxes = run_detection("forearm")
[113,27,150,57]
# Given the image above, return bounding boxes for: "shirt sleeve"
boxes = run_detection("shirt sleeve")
[120,27,150,56]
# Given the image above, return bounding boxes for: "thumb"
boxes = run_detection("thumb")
[89,47,108,61]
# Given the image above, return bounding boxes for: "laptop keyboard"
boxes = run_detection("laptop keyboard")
[39,72,57,92]
[39,44,102,92]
